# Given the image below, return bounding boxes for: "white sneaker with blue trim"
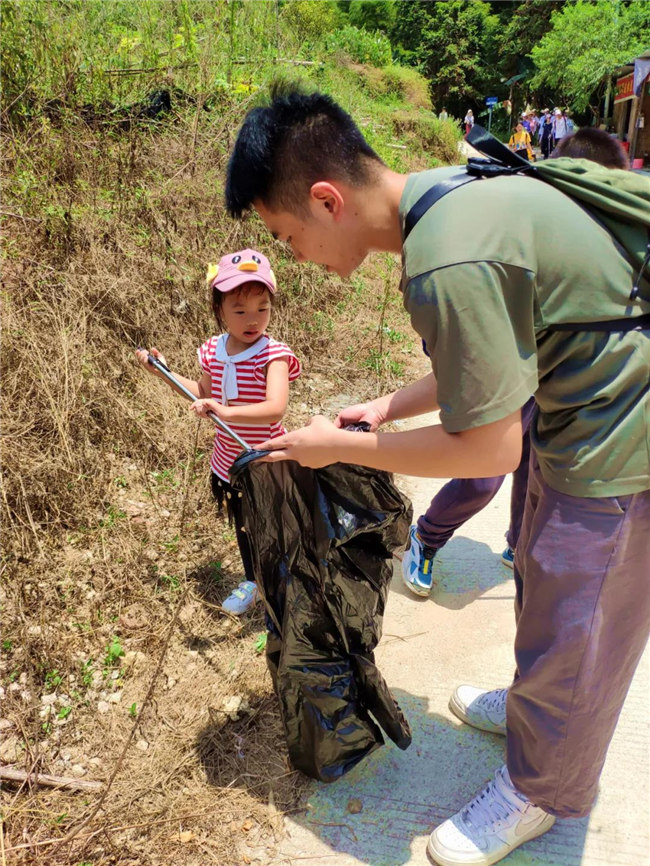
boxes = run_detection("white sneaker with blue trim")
[401,524,437,596]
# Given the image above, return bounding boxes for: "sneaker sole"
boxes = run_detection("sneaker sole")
[401,569,431,597]
[427,813,556,866]
[501,556,514,569]
[448,693,506,736]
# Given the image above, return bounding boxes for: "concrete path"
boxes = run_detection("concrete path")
[276,412,650,866]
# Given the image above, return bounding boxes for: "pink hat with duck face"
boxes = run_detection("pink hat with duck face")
[206,249,277,294]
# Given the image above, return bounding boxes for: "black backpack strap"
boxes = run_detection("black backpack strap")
[466,124,534,171]
[404,172,476,241]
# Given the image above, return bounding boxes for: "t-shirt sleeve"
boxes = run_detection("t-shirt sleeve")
[404,262,539,432]
[197,337,215,374]
[257,341,301,382]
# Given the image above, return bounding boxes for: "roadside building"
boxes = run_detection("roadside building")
[613,51,650,167]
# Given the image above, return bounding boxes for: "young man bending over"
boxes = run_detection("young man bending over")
[225,83,650,866]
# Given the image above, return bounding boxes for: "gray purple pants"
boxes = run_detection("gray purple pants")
[417,398,536,552]
[507,454,650,817]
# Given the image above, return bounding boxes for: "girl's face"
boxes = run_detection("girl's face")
[220,283,272,348]
[516,123,524,132]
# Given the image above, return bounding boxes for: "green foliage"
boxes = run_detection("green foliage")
[349,0,396,34]
[360,64,431,109]
[392,0,501,115]
[530,0,650,117]
[325,24,393,67]
[281,0,340,41]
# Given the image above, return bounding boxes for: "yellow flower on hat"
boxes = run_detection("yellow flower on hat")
[205,262,219,285]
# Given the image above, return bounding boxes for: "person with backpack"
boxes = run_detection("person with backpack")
[508,120,533,161]
[225,84,650,866]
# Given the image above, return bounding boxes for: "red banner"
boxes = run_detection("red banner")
[614,73,634,103]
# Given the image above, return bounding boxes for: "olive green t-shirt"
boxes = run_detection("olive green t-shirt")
[400,167,650,497]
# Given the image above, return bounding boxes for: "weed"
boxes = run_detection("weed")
[103,637,124,669]
[129,702,138,718]
[254,633,267,654]
[57,706,72,720]
[80,658,94,686]
[1,640,12,652]
[209,561,222,584]
[114,475,128,488]
[158,573,180,591]
[99,505,127,529]
[162,534,180,554]
[45,670,63,690]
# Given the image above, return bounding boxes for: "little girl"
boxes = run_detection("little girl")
[136,248,300,614]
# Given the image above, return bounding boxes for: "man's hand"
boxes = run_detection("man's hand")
[335,401,385,432]
[258,415,347,468]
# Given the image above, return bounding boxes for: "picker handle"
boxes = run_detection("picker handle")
[141,350,252,452]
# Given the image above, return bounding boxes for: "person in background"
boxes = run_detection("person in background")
[552,126,630,169]
[463,109,474,135]
[508,121,533,161]
[552,107,569,146]
[439,107,449,122]
[528,110,539,140]
[520,113,531,135]
[225,84,649,866]
[136,249,301,615]
[539,108,554,159]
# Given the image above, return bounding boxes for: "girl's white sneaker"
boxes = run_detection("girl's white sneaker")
[427,765,556,866]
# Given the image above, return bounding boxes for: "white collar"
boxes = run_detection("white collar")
[214,334,269,403]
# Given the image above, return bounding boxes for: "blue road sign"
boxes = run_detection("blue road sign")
[485,96,499,106]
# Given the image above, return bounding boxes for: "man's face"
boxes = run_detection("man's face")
[254,198,368,279]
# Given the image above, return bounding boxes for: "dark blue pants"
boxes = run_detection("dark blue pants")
[417,398,536,551]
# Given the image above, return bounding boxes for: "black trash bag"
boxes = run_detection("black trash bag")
[230,445,413,782]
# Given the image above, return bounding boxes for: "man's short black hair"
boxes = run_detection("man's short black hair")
[552,127,629,170]
[226,81,384,218]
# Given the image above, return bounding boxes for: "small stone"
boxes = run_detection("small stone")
[187,650,198,658]
[97,701,111,714]
[71,764,86,777]
[111,670,120,680]
[20,690,32,701]
[27,625,42,636]
[8,682,21,693]
[107,691,122,704]
[0,718,13,731]
[347,798,363,814]
[92,670,103,685]
[123,651,146,671]
[19,673,28,685]
[0,735,23,762]
[160,509,171,518]
[88,757,102,767]
[41,693,57,706]
[135,739,149,751]
[144,549,158,561]
[166,677,176,690]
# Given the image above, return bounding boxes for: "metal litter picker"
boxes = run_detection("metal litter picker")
[140,350,252,451]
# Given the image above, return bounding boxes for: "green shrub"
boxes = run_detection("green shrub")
[324,25,392,67]
[357,64,431,109]
[281,0,340,42]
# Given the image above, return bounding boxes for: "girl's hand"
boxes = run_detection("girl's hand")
[191,398,227,420]
[258,416,346,468]
[135,347,167,374]
[335,401,385,432]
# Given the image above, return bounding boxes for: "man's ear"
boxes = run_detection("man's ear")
[309,181,344,219]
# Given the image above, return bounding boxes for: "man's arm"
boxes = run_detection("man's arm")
[335,372,439,430]
[260,409,523,478]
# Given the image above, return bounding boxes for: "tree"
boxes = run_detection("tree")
[391,1,501,117]
[348,0,396,34]
[530,0,650,123]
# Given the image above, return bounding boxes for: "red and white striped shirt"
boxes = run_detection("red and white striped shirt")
[197,334,301,481]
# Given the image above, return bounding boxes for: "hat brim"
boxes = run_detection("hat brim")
[212,272,276,295]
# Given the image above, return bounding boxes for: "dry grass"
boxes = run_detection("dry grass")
[0,93,423,865]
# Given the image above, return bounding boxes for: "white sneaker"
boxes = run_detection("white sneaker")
[449,686,508,735]
[427,765,556,866]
